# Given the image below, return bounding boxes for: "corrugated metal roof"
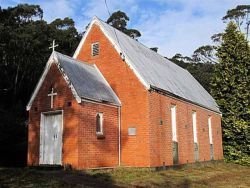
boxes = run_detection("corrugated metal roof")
[95,18,220,112]
[55,52,120,105]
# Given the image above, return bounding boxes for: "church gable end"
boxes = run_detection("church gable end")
[27,52,120,169]
[74,17,220,113]
[27,52,120,111]
[30,62,78,112]
[74,19,152,167]
[26,53,81,111]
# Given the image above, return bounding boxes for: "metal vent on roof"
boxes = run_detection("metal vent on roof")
[91,42,99,56]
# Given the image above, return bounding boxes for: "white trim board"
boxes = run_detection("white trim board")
[26,52,81,111]
[26,53,55,111]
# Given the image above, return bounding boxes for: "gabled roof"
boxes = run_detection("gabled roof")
[73,17,220,113]
[26,51,120,110]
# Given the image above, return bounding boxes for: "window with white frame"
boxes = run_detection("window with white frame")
[208,116,213,144]
[171,105,177,142]
[91,42,99,56]
[96,113,103,135]
[192,111,198,143]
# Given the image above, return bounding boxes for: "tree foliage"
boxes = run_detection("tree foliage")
[169,54,214,92]
[222,5,250,40]
[192,45,217,64]
[211,22,250,165]
[107,10,141,39]
[213,5,250,43]
[0,4,81,166]
[169,6,250,165]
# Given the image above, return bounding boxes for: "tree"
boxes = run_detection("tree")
[192,45,217,64]
[107,10,141,39]
[0,4,81,166]
[222,5,250,40]
[150,47,158,52]
[170,53,193,64]
[211,22,250,165]
[169,53,214,92]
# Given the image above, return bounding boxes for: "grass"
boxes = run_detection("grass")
[0,162,249,187]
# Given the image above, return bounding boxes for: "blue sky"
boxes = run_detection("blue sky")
[1,0,249,57]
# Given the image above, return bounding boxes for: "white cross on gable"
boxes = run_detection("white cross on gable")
[49,40,59,52]
[48,88,57,108]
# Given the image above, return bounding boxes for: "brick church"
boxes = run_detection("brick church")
[27,17,223,169]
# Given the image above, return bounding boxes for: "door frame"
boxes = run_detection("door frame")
[39,110,64,165]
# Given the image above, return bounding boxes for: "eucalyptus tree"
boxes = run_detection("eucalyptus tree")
[0,4,80,166]
[107,10,141,39]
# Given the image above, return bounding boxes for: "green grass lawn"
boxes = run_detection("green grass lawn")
[0,162,249,188]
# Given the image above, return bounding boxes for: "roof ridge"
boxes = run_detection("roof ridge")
[96,18,187,71]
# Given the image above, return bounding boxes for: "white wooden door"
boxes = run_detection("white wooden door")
[39,112,63,165]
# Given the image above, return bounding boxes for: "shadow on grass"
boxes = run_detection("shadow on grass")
[0,168,120,188]
[1,163,249,188]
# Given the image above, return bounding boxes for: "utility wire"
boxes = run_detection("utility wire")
[104,0,125,61]
[104,0,111,16]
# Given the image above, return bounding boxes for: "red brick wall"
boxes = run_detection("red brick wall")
[75,23,223,167]
[148,91,223,167]
[76,24,151,167]
[28,63,79,168]
[28,62,119,169]
[78,102,119,168]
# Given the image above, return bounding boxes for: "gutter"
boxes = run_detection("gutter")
[81,97,121,108]
[150,85,221,115]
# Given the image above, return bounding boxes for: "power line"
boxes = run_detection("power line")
[104,0,111,16]
[104,0,125,61]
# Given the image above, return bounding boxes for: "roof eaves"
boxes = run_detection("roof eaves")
[73,17,98,59]
[54,53,82,103]
[150,85,221,114]
[57,51,93,68]
[81,96,121,107]
[96,19,150,90]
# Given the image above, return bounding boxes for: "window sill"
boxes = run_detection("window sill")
[96,133,105,139]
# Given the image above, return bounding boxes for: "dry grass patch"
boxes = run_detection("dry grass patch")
[0,162,249,187]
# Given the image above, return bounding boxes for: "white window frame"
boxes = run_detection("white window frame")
[91,42,99,56]
[171,105,177,142]
[208,116,213,144]
[192,111,198,143]
[96,113,103,135]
